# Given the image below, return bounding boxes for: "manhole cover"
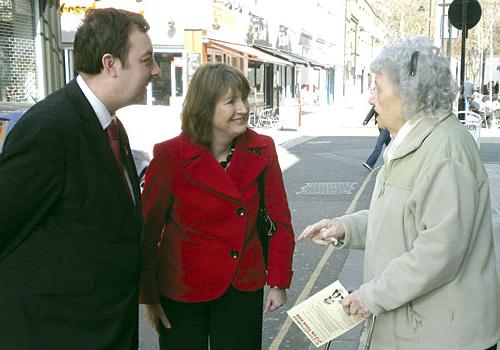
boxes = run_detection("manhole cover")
[296,182,357,195]
[306,141,332,144]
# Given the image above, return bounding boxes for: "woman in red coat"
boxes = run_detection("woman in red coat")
[140,63,295,350]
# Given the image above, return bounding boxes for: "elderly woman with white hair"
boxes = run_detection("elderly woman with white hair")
[299,37,500,349]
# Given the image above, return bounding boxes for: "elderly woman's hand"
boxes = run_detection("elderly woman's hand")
[298,218,345,246]
[341,290,372,318]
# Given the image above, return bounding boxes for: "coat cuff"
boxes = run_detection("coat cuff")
[266,267,293,289]
[339,210,369,249]
[359,283,385,315]
[139,274,160,304]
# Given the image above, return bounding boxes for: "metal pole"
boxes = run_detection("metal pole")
[428,0,432,38]
[489,19,493,102]
[441,0,445,50]
[447,14,452,59]
[480,27,484,90]
[342,0,348,96]
[458,0,467,116]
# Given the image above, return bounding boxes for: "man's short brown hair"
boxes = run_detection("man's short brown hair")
[73,8,150,75]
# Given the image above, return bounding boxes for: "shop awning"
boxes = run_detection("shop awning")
[253,46,309,67]
[253,46,328,69]
[280,50,327,69]
[209,39,292,66]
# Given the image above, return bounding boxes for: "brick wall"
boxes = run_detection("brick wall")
[0,0,37,103]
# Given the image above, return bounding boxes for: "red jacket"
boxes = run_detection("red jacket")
[140,128,295,303]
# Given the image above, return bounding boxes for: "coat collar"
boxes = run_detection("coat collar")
[386,112,454,161]
[178,129,269,201]
[178,128,268,161]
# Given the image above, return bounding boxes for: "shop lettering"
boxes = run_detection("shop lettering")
[60,3,92,16]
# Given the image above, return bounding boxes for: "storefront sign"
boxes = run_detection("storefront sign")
[61,0,144,41]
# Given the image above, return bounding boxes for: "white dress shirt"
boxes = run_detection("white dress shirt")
[76,75,135,204]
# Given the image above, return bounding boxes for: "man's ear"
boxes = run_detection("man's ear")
[102,53,120,77]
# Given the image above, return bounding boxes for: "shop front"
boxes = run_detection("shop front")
[282,50,328,105]
[152,52,183,107]
[206,39,290,113]
[0,0,63,104]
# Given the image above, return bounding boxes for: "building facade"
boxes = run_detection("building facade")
[0,0,63,106]
[59,0,350,113]
[2,0,385,112]
[344,0,384,95]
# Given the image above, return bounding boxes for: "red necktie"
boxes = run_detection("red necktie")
[106,119,122,167]
[106,119,134,203]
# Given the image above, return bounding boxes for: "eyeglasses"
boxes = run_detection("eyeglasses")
[409,51,419,77]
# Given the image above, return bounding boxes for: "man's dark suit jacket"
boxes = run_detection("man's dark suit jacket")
[0,80,143,349]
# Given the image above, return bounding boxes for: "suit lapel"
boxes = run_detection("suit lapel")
[227,148,267,192]
[117,118,142,214]
[180,131,269,200]
[65,81,138,214]
[185,150,244,200]
[228,128,269,191]
[178,135,240,200]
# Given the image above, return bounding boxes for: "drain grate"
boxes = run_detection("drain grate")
[296,182,358,195]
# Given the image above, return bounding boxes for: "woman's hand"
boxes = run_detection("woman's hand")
[298,218,345,246]
[264,287,287,313]
[144,303,171,334]
[341,290,372,318]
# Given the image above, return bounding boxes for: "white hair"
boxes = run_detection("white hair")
[370,37,458,119]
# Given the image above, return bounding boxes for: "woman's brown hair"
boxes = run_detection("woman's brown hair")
[181,63,250,147]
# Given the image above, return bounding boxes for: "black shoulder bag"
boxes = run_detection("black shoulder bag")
[253,148,277,267]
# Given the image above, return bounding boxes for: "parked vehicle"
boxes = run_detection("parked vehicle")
[0,109,27,153]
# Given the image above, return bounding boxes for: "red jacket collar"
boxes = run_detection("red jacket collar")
[178,128,268,161]
[176,128,270,200]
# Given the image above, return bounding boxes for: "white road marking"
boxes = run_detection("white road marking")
[269,170,375,349]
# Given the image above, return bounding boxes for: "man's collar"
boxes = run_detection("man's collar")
[76,75,113,129]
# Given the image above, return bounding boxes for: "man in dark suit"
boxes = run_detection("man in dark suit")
[0,8,160,349]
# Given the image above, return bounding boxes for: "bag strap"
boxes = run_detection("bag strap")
[251,148,265,209]
[258,173,265,210]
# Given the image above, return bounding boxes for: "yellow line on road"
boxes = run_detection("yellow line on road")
[269,170,375,350]
[346,170,375,214]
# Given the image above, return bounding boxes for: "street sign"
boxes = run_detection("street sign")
[448,0,482,117]
[448,0,481,30]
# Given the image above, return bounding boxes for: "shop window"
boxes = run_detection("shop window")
[0,0,37,103]
[152,53,183,106]
[248,64,265,109]
[230,57,238,68]
[63,48,75,84]
[207,54,224,63]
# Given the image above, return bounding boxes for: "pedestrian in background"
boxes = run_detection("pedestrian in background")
[140,63,295,350]
[362,107,391,172]
[0,8,159,350]
[299,37,500,349]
